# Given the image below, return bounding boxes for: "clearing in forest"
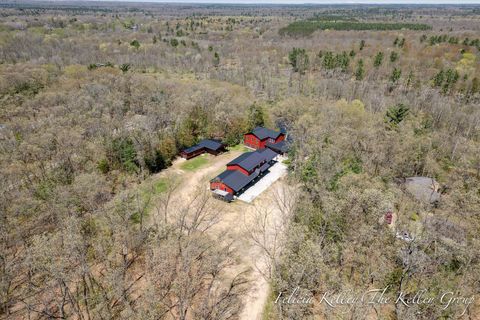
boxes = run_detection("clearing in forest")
[147,150,292,320]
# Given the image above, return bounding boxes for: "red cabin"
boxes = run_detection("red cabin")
[210,148,278,199]
[180,139,226,160]
[244,127,285,150]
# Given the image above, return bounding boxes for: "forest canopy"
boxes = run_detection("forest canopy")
[0,2,479,319]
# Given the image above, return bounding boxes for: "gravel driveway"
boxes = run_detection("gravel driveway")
[237,161,288,203]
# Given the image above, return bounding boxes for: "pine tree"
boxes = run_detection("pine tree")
[390,51,399,63]
[433,70,445,87]
[213,52,220,67]
[359,39,365,51]
[335,51,350,72]
[442,69,459,94]
[322,51,335,70]
[288,47,309,74]
[390,68,402,83]
[130,39,140,49]
[355,59,365,80]
[374,52,384,68]
[120,63,130,73]
[170,38,179,47]
[386,103,409,126]
[247,104,265,130]
[406,70,415,87]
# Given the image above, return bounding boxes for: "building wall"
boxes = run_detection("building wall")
[244,133,285,150]
[226,164,250,176]
[275,134,285,143]
[181,147,205,159]
[205,148,222,156]
[244,133,260,149]
[244,134,268,149]
[210,182,234,194]
[258,138,268,149]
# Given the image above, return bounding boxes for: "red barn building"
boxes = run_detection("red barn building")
[244,127,285,150]
[210,148,278,201]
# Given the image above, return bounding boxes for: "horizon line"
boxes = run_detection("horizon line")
[8,0,480,4]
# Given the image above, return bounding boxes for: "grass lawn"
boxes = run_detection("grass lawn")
[152,178,168,194]
[129,177,170,224]
[139,177,169,204]
[180,154,210,171]
[228,144,250,152]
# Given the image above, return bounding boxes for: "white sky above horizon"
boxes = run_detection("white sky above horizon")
[44,0,480,4]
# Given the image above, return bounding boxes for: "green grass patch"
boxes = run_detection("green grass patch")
[141,177,169,200]
[180,155,209,171]
[128,177,170,224]
[153,179,168,194]
[228,144,250,152]
[262,286,277,320]
[410,212,420,221]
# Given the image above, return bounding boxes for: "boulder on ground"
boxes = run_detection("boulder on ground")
[404,176,441,204]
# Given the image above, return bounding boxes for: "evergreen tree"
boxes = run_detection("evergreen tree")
[213,51,220,66]
[144,150,166,173]
[247,104,266,130]
[433,70,445,87]
[107,137,139,173]
[170,38,179,47]
[390,51,399,62]
[322,51,335,69]
[373,52,384,68]
[130,39,140,49]
[386,103,410,126]
[335,51,350,72]
[355,59,365,80]
[390,68,402,83]
[406,70,415,87]
[120,63,130,73]
[442,69,459,94]
[359,39,365,50]
[288,47,309,74]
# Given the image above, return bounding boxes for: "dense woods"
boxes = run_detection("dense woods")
[279,20,432,37]
[1,2,480,319]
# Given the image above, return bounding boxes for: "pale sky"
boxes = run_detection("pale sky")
[63,0,480,3]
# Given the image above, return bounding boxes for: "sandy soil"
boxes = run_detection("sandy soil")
[149,151,288,320]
